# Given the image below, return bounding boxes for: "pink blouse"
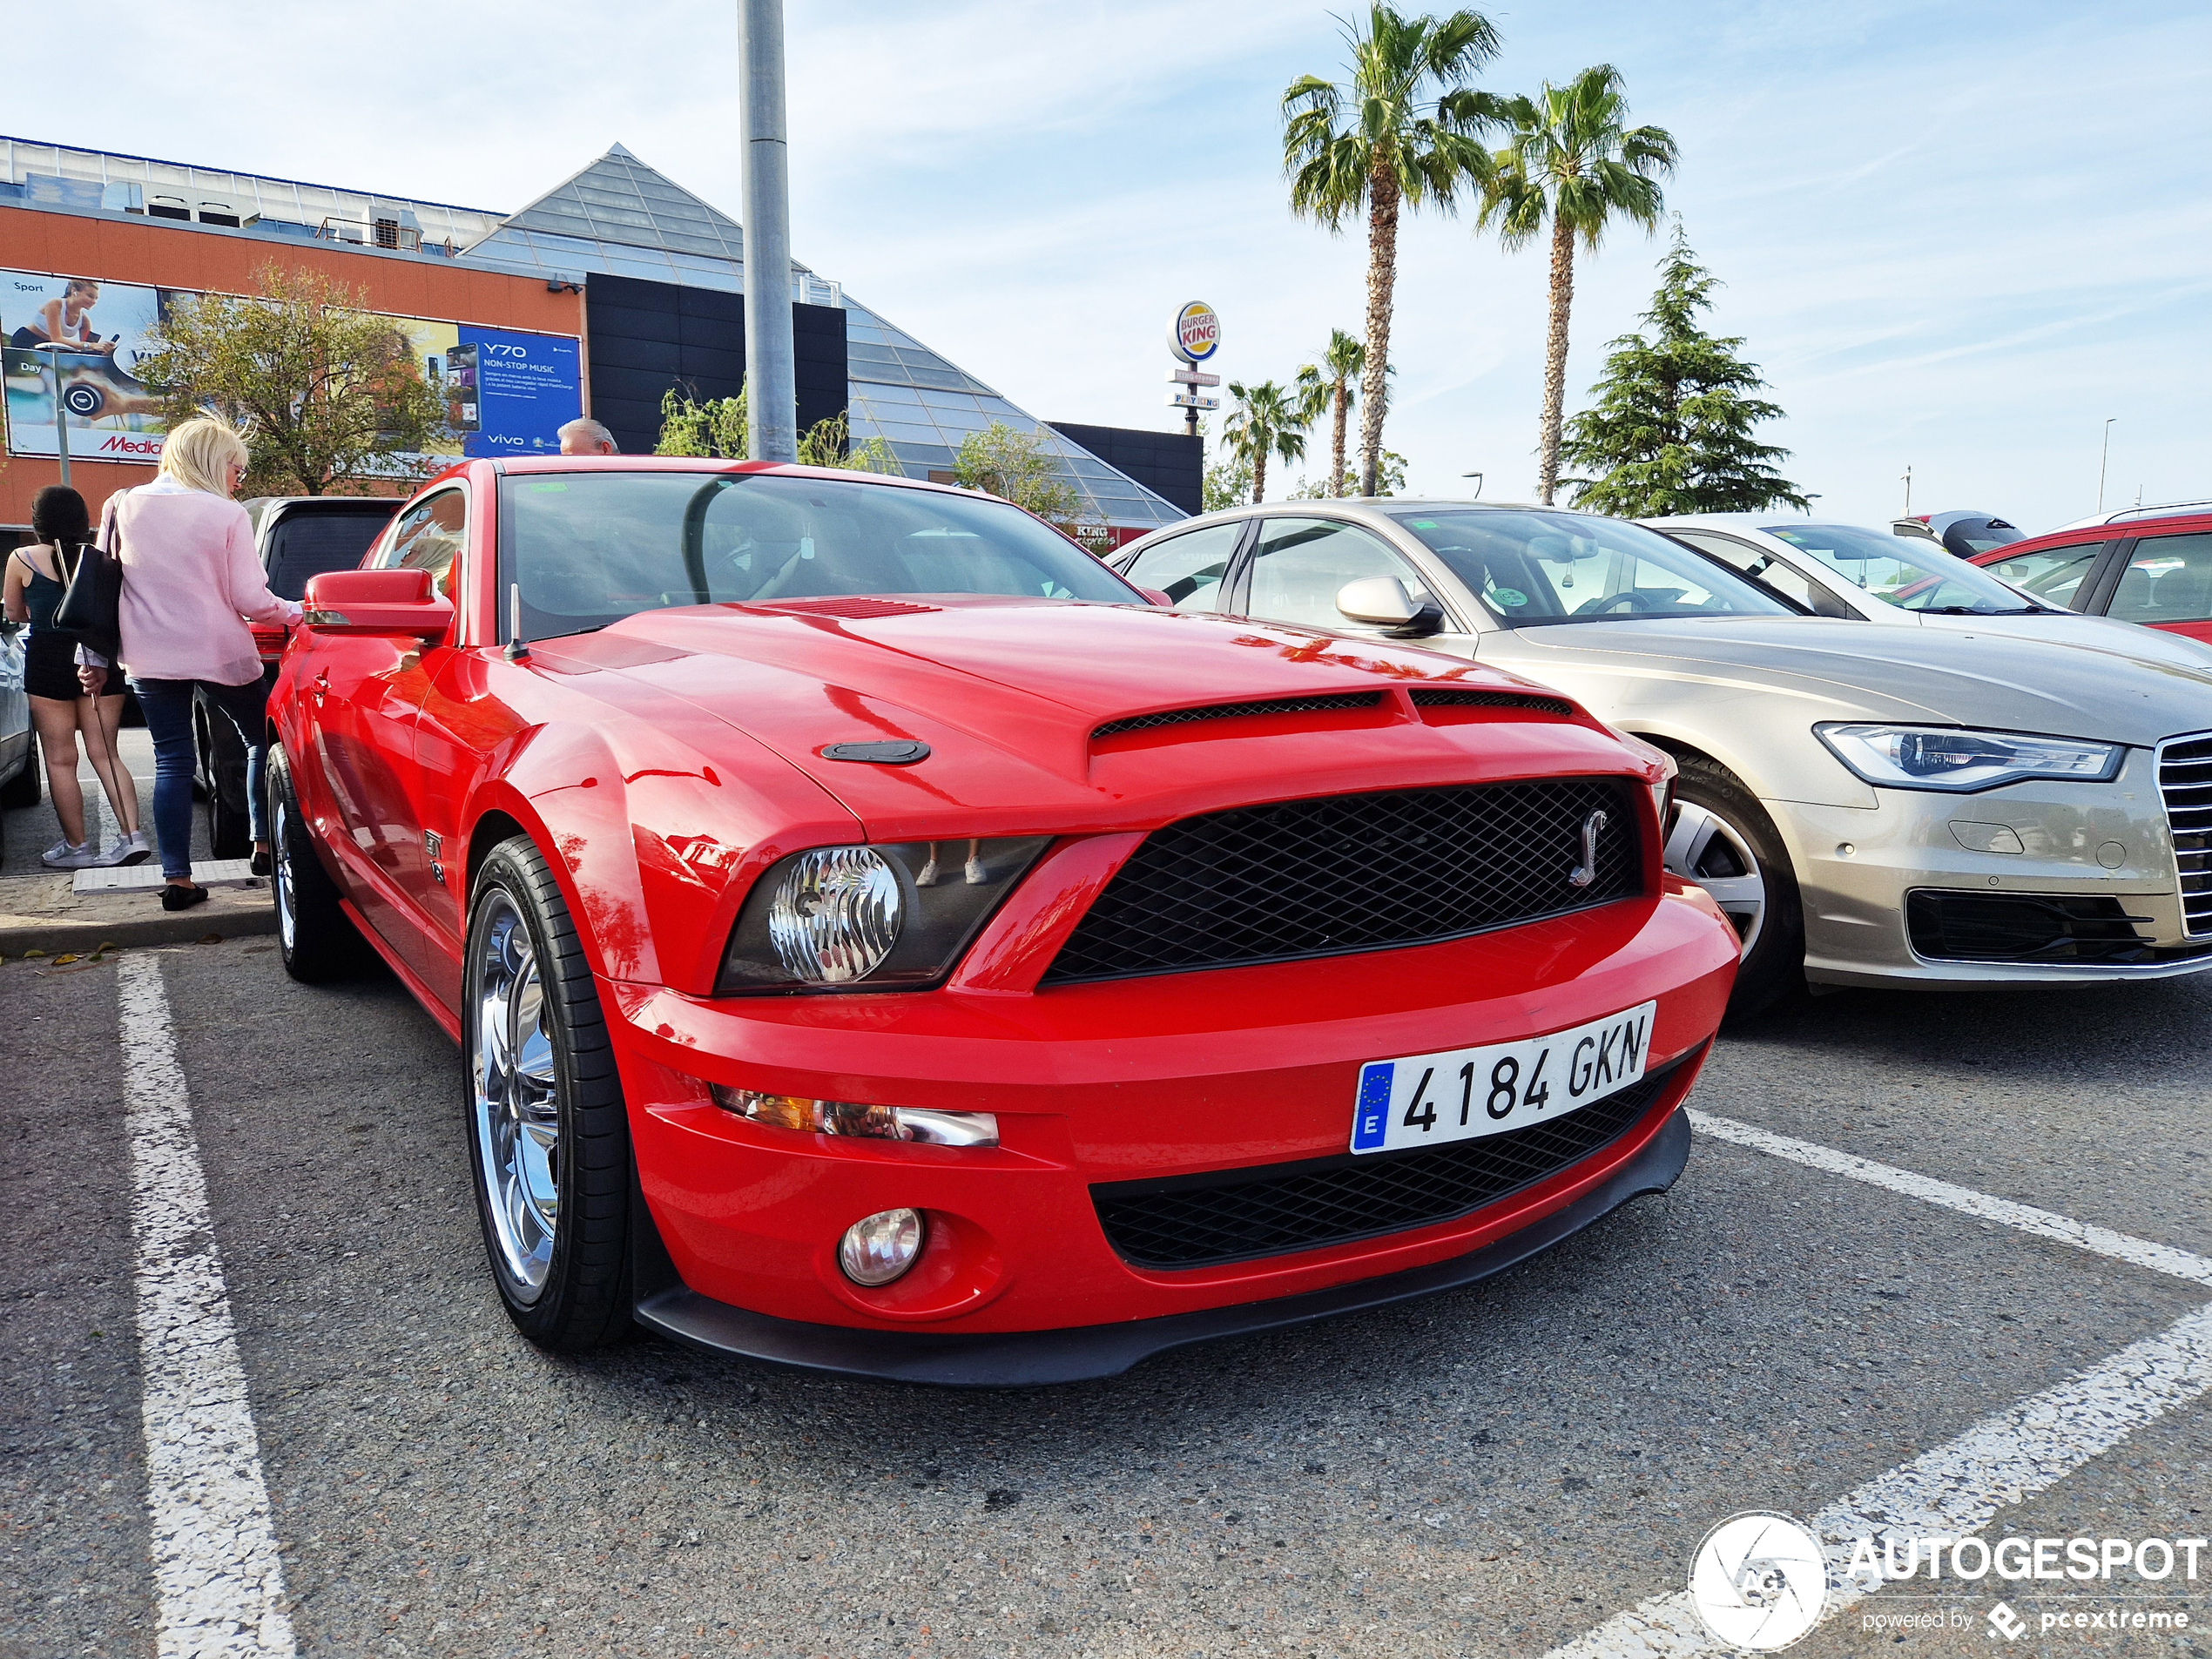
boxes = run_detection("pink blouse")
[106,479,303,685]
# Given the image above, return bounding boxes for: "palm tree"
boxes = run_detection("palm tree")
[1479,64,1676,505]
[1223,380,1310,505]
[1284,6,1505,497]
[1295,330,1365,497]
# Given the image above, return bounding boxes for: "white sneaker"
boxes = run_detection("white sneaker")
[111,831,152,867]
[44,840,101,869]
[40,838,74,865]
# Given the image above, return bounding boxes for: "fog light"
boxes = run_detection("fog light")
[709,1085,998,1146]
[840,1208,925,1285]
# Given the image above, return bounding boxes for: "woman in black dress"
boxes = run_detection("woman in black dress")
[1,486,145,867]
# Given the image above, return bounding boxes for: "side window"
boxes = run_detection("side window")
[1984,543,2104,609]
[1122,522,1242,612]
[1244,517,1435,630]
[2107,534,2212,624]
[376,489,468,593]
[1670,530,1856,619]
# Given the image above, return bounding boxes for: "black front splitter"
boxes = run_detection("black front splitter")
[631,1107,1691,1388]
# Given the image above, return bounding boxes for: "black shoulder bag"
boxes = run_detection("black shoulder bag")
[51,496,125,665]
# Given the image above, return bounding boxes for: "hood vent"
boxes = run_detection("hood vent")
[1411,686,1574,717]
[1094,691,1383,741]
[758,597,941,620]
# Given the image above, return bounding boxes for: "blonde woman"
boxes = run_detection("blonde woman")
[79,419,303,912]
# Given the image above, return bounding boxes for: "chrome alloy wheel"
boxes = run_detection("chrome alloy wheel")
[272,789,297,955]
[471,891,561,1302]
[1664,802,1768,959]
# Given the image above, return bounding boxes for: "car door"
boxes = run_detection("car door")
[1978,539,2110,611]
[1118,521,1248,611]
[2091,531,2212,645]
[410,502,516,1001]
[1233,515,1474,647]
[304,487,462,967]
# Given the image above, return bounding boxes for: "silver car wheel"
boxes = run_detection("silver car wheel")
[471,891,561,1303]
[1664,802,1768,959]
[272,791,297,954]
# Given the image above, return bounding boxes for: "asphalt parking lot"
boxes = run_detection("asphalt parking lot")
[6,929,2210,1659]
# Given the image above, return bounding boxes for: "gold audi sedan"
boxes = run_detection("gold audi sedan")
[1114,501,2212,1017]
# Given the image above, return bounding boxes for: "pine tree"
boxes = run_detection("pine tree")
[1558,225,1806,516]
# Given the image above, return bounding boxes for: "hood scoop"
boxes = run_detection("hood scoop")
[1093,691,1384,742]
[756,596,941,621]
[1410,686,1574,716]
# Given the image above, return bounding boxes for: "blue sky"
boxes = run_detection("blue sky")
[12,1,2208,530]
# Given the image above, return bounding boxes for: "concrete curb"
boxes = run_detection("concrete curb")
[0,871,279,957]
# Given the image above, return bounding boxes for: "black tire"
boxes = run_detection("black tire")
[268,743,371,983]
[1666,756,1804,1021]
[462,835,633,1351]
[0,748,39,808]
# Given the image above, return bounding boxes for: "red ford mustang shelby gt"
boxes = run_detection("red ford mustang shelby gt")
[268,456,1739,1385]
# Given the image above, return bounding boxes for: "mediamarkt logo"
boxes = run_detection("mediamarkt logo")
[95,434,164,457]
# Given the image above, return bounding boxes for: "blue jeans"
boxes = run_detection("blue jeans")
[130,676,269,880]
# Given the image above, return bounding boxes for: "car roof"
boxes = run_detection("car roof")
[1974,509,2212,557]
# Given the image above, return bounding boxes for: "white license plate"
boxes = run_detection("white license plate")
[1350,1001,1658,1155]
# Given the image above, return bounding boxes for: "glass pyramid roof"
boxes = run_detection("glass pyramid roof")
[459,146,1184,532]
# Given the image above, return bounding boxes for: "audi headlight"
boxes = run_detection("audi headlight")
[718,836,1052,994]
[1815,724,2125,792]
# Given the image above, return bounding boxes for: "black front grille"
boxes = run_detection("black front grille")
[1905,890,2155,963]
[2160,732,2212,937]
[1411,686,1575,717]
[1043,778,1642,984]
[1094,692,1382,740]
[1092,1057,1686,1269]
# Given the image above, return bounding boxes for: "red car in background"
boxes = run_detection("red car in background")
[267,456,1738,1385]
[1967,505,2212,647]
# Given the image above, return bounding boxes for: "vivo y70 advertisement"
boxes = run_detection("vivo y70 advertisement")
[1,267,580,466]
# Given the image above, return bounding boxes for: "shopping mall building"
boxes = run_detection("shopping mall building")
[0,134,1197,540]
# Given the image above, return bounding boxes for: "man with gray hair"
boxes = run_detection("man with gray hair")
[558,417,618,456]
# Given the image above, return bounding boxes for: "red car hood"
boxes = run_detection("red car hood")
[523,596,1633,840]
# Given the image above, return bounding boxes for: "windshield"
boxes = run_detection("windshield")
[1760,523,2037,613]
[497,470,1137,638]
[1389,509,1793,624]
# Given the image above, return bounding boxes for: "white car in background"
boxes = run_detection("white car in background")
[1644,514,2212,669]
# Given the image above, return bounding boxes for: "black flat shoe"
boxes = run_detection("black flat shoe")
[249,850,272,877]
[160,883,209,913]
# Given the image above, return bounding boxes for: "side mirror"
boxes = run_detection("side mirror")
[303,568,455,641]
[1336,575,1444,637]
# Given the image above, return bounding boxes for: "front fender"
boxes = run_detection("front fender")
[470,718,861,995]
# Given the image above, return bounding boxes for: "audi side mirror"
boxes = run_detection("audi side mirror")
[303,568,455,641]
[1336,576,1444,637]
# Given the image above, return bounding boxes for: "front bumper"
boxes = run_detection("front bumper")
[601,887,1735,1352]
[631,1107,1693,1386]
[1771,747,2212,987]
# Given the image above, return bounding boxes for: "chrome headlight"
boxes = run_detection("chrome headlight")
[719,837,1052,994]
[1815,724,2125,792]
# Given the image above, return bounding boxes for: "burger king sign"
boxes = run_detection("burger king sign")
[1170,300,1221,365]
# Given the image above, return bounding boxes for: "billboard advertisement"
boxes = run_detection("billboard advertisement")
[1,267,581,468]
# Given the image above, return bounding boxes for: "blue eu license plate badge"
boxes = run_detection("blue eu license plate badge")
[1352,1062,1396,1152]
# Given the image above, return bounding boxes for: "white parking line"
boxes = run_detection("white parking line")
[1539,1113,2212,1656]
[119,954,297,1658]
[1545,1303,2212,1656]
[1689,1109,2212,1287]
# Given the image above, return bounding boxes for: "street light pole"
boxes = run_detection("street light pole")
[2097,418,2115,514]
[738,0,798,463]
[46,344,72,488]
[1900,465,1911,517]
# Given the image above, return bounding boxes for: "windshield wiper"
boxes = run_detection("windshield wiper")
[1922,604,2040,616]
